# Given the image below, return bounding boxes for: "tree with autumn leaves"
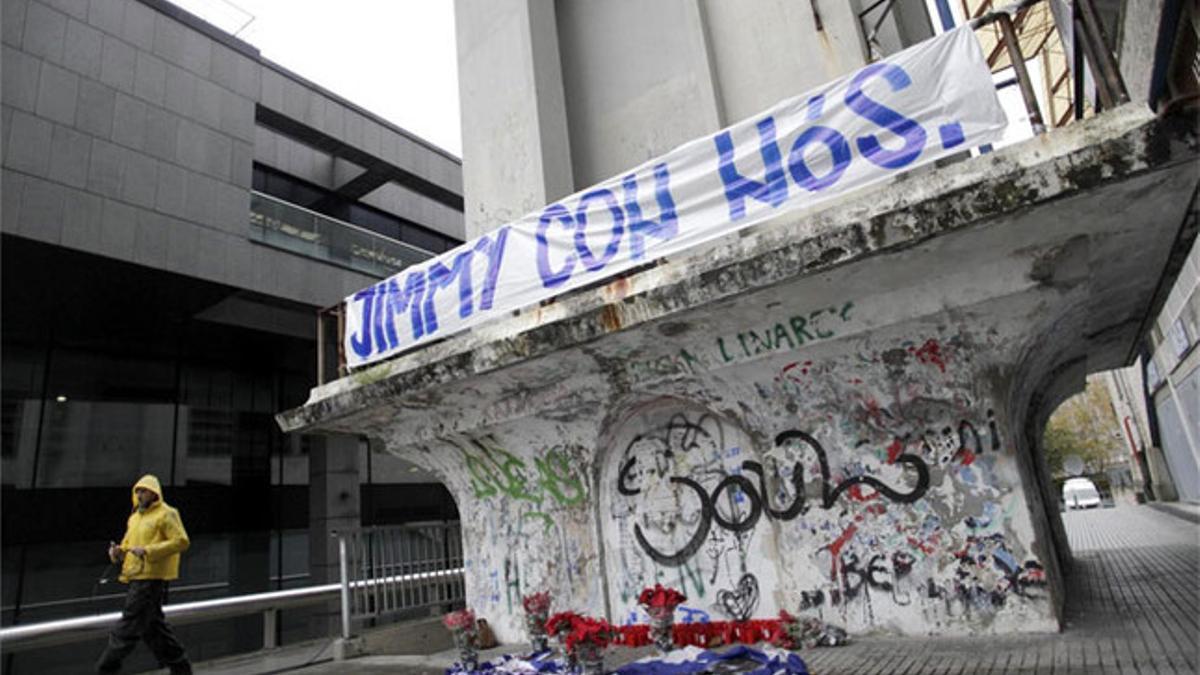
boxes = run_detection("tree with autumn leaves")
[1042,376,1126,479]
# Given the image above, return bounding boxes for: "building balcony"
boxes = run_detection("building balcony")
[249,191,434,278]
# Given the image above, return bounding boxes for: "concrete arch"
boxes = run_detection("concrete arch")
[595,396,785,625]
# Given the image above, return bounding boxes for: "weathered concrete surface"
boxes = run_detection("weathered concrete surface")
[279,105,1199,643]
[243,503,1200,675]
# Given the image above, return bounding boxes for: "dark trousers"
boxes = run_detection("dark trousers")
[95,580,191,674]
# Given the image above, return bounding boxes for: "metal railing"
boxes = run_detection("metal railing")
[335,522,465,641]
[859,0,1129,133]
[0,524,465,655]
[249,191,436,278]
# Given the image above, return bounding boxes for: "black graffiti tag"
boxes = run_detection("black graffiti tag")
[624,429,930,566]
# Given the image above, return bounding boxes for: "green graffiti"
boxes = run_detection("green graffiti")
[463,438,540,502]
[678,561,706,599]
[457,438,587,508]
[534,449,586,506]
[717,300,855,363]
[522,510,556,533]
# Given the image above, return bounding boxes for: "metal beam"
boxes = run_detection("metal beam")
[256,106,463,212]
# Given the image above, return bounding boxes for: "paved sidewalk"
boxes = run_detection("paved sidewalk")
[204,503,1198,674]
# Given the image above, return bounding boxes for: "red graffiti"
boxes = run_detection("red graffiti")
[847,484,879,502]
[780,360,814,379]
[907,536,935,556]
[828,524,859,580]
[958,449,977,466]
[885,439,904,464]
[909,339,947,373]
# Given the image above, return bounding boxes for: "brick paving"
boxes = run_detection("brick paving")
[204,503,1198,674]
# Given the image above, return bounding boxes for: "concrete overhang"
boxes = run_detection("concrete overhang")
[277,104,1199,440]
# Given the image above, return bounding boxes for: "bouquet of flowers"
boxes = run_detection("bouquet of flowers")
[545,610,582,639]
[638,584,687,614]
[523,591,552,616]
[442,608,479,670]
[522,592,553,653]
[443,608,477,632]
[638,584,686,652]
[563,615,615,674]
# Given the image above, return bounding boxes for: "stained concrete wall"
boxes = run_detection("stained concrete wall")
[376,281,1059,641]
[282,105,1199,643]
[455,0,573,240]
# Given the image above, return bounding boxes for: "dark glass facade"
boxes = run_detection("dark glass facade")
[1,236,457,674]
[252,164,461,253]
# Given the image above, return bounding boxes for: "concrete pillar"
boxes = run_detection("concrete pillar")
[455,0,574,240]
[308,432,362,636]
[554,0,725,187]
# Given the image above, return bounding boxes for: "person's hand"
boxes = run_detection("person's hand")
[130,547,146,558]
[108,542,124,563]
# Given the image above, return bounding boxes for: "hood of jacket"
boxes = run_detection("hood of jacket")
[132,474,163,510]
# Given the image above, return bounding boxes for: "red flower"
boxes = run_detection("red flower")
[442,608,476,632]
[637,584,687,609]
[545,611,582,636]
[564,616,614,652]
[522,591,552,615]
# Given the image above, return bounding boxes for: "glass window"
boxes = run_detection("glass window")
[1,344,47,488]
[252,164,462,254]
[1145,357,1162,391]
[1169,317,1192,358]
[34,349,175,489]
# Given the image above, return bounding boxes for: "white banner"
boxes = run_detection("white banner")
[344,26,1007,368]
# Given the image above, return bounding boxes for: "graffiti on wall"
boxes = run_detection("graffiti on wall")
[616,427,931,566]
[431,431,601,636]
[601,333,1049,633]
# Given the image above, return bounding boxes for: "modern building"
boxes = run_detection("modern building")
[1104,235,1200,503]
[1,0,462,671]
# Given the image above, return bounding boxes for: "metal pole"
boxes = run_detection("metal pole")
[336,306,347,377]
[997,12,1047,135]
[1075,0,1130,104]
[262,609,278,649]
[1073,16,1086,119]
[317,310,326,386]
[1074,13,1116,110]
[337,534,351,641]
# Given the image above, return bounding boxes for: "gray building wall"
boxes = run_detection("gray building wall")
[1143,236,1200,501]
[3,0,463,309]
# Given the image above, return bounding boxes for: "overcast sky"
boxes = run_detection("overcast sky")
[175,0,463,157]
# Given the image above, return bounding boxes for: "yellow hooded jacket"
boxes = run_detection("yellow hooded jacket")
[118,475,190,583]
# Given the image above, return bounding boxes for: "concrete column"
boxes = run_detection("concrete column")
[308,432,362,636]
[455,0,574,240]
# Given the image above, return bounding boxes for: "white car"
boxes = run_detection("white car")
[1063,478,1102,510]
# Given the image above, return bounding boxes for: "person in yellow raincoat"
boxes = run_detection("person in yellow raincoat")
[95,475,192,674]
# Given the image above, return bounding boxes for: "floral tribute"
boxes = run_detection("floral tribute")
[637,584,687,612]
[545,610,583,639]
[543,612,614,674]
[638,584,687,653]
[522,592,553,653]
[443,608,477,632]
[522,591,553,615]
[611,616,796,650]
[442,608,479,671]
[563,615,615,653]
